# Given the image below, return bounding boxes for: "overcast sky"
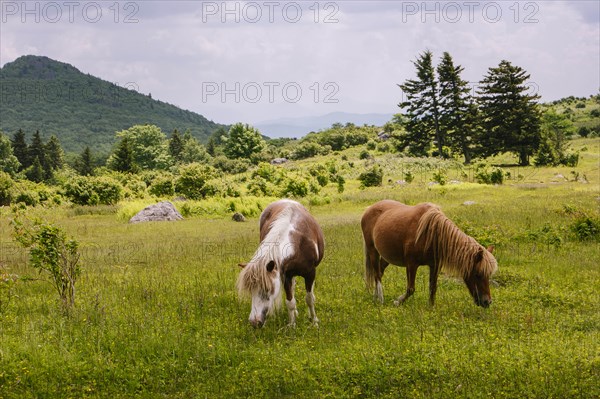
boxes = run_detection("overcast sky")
[1,1,598,125]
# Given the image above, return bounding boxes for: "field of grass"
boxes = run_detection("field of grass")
[1,139,599,398]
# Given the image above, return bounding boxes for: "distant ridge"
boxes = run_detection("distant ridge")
[254,111,394,138]
[0,55,227,154]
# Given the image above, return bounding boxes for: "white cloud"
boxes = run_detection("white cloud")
[1,0,598,124]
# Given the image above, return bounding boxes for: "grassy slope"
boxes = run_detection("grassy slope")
[0,138,599,398]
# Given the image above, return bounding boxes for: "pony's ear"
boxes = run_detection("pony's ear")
[474,248,484,263]
[486,245,495,254]
[238,263,247,269]
[266,260,276,273]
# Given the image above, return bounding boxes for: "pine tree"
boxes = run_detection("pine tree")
[437,52,478,164]
[398,50,443,157]
[26,156,45,182]
[74,146,95,176]
[109,137,137,173]
[28,130,53,180]
[168,129,184,160]
[11,129,29,170]
[478,60,542,165]
[45,135,65,170]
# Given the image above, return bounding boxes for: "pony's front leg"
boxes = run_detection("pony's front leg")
[394,265,417,305]
[428,265,440,306]
[284,276,298,327]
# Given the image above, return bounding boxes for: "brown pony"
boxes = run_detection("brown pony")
[237,199,324,328]
[361,200,497,307]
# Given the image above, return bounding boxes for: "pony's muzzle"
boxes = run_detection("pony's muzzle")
[477,298,492,308]
[249,317,265,328]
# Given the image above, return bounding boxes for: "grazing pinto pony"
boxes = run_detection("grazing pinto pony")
[361,200,497,307]
[237,199,324,328]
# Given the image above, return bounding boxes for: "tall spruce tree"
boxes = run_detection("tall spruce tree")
[437,52,478,164]
[477,60,541,165]
[398,50,443,157]
[74,146,95,176]
[169,129,184,161]
[109,137,137,173]
[45,134,65,170]
[11,129,29,170]
[28,130,53,180]
[26,156,45,182]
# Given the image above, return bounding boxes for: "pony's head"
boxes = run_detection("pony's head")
[237,260,281,328]
[463,245,497,307]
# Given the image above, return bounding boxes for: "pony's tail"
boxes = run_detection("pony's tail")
[364,240,377,290]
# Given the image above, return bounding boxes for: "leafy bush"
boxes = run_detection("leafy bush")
[432,170,447,185]
[0,172,15,206]
[404,171,414,184]
[149,175,175,197]
[212,156,251,174]
[175,163,218,200]
[12,215,81,311]
[291,142,330,160]
[359,150,372,160]
[475,165,504,185]
[252,162,279,183]
[281,178,309,198]
[359,165,383,188]
[64,176,123,205]
[570,215,600,242]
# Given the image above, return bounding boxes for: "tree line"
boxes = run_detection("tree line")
[396,51,584,166]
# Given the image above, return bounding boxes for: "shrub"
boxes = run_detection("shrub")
[252,162,279,183]
[359,150,372,160]
[175,163,217,200]
[281,178,309,198]
[212,156,251,174]
[404,171,414,184]
[366,140,376,150]
[64,176,123,205]
[0,172,15,206]
[432,170,447,186]
[570,215,600,242]
[475,165,504,185]
[12,215,81,311]
[359,165,383,188]
[149,175,175,197]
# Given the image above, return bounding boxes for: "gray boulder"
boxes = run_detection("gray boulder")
[232,212,246,222]
[129,201,184,224]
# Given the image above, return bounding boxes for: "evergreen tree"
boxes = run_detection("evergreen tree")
[11,129,29,169]
[477,60,542,165]
[398,50,443,156]
[169,129,184,160]
[109,137,137,173]
[45,134,65,170]
[74,146,95,176]
[437,52,478,164]
[26,156,45,182]
[28,130,53,179]
[0,132,21,176]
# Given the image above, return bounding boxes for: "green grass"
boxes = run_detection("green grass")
[1,140,599,398]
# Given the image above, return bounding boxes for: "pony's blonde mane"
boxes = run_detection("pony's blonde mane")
[415,207,497,278]
[236,206,295,297]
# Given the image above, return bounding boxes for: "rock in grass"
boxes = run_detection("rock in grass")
[232,212,246,222]
[129,201,184,224]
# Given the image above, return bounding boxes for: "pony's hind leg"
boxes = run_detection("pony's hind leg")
[375,258,389,304]
[284,276,298,327]
[304,272,319,326]
[394,264,417,306]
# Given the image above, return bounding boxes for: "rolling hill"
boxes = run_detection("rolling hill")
[0,55,227,154]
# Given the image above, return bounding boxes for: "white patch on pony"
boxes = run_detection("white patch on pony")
[286,297,298,326]
[375,281,384,303]
[314,242,319,259]
[249,275,281,327]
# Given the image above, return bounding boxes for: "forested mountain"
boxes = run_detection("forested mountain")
[0,55,227,154]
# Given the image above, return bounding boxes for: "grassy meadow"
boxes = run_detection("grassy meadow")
[1,138,599,398]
